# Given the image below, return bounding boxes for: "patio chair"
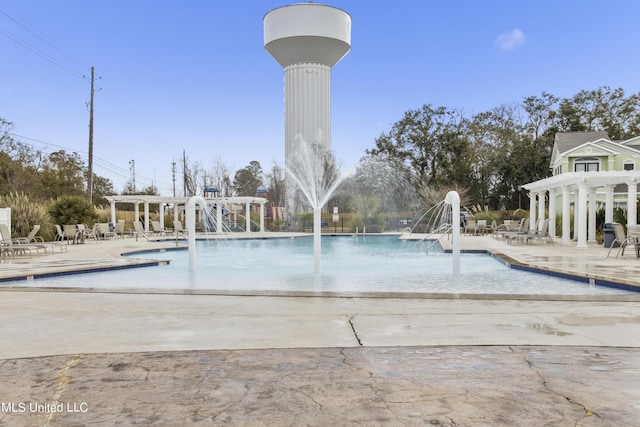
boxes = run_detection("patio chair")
[474,219,488,235]
[55,224,65,242]
[97,223,116,240]
[77,224,98,242]
[63,224,80,244]
[606,223,638,258]
[464,218,476,235]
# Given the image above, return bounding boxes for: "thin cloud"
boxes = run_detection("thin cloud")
[494,28,525,52]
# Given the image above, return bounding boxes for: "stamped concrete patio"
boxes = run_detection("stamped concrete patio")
[0,233,638,426]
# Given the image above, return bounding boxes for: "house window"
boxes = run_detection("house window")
[623,161,635,171]
[574,157,599,172]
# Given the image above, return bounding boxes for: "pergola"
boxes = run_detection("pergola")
[104,195,269,234]
[522,170,640,248]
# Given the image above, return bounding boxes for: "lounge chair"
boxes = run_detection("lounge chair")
[15,224,67,254]
[504,218,537,245]
[493,220,514,238]
[151,220,171,235]
[15,224,44,244]
[606,223,638,258]
[115,220,125,239]
[499,218,529,241]
[132,221,150,240]
[0,224,45,257]
[174,220,187,237]
[533,218,554,245]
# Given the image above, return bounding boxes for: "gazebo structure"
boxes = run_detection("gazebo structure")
[522,131,640,249]
[104,195,269,235]
[522,171,640,248]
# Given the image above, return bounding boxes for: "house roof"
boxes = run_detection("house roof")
[561,141,619,158]
[554,131,610,154]
[523,170,640,193]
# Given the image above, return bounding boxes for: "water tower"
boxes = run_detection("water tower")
[264,3,351,207]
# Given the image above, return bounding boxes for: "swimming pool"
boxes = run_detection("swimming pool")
[21,235,634,296]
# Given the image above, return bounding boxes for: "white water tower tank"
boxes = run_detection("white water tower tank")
[264,3,351,158]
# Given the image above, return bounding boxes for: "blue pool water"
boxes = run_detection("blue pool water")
[22,235,633,295]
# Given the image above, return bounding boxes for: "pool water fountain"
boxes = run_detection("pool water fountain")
[187,196,208,271]
[286,135,345,273]
[445,191,460,275]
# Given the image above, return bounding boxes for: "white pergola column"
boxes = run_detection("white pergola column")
[260,202,265,232]
[159,203,165,230]
[576,180,588,249]
[548,188,557,237]
[605,184,615,224]
[216,202,223,234]
[562,185,571,246]
[588,188,597,243]
[573,190,579,241]
[110,200,117,225]
[537,191,546,224]
[134,203,140,225]
[627,180,638,227]
[174,204,179,228]
[245,203,251,232]
[529,192,537,231]
[144,202,150,232]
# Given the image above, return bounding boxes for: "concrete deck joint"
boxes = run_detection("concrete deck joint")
[348,314,363,346]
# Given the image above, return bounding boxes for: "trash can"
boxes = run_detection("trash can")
[603,223,618,248]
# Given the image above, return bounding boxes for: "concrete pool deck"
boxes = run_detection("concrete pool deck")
[0,233,639,426]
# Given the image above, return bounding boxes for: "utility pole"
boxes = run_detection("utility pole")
[183,149,187,196]
[171,160,176,197]
[129,159,136,192]
[87,66,95,204]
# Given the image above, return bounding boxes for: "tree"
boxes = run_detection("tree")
[232,161,263,196]
[352,154,418,213]
[0,118,42,197]
[367,105,473,190]
[39,150,86,200]
[265,161,286,207]
[91,174,115,207]
[207,157,233,197]
[556,87,640,139]
[180,151,203,197]
[522,92,559,141]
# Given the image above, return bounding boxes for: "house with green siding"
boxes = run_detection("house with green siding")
[523,131,640,248]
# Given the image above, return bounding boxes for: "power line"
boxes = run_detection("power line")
[0,2,88,81]
[8,132,172,187]
[0,26,87,80]
[0,3,84,69]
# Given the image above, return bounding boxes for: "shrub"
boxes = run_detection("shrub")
[48,195,98,227]
[0,192,54,241]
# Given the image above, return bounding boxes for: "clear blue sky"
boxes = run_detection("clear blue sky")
[2,1,639,196]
